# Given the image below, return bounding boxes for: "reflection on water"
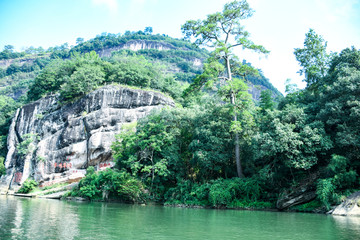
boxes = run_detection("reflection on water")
[0,195,360,240]
[1,196,80,240]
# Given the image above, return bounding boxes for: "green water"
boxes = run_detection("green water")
[1,196,359,240]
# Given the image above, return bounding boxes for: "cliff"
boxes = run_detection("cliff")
[0,85,174,192]
[96,40,176,58]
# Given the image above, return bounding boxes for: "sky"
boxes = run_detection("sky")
[1,0,359,93]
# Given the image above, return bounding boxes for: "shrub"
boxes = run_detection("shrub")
[0,157,5,177]
[165,178,264,208]
[316,178,336,210]
[74,167,146,202]
[290,200,323,212]
[18,179,38,193]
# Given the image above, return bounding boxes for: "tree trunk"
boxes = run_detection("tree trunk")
[231,92,244,178]
[227,57,244,178]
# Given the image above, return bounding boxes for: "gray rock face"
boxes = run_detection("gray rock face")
[276,174,318,210]
[96,40,176,58]
[0,85,174,191]
[277,190,317,210]
[332,191,360,216]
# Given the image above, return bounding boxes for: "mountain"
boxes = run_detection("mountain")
[0,31,282,102]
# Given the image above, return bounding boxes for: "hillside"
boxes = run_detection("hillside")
[0,31,282,102]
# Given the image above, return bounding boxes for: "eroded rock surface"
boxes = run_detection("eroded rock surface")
[332,192,360,216]
[0,85,174,192]
[276,173,318,210]
[96,40,176,58]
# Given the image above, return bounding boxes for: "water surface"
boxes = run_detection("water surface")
[1,196,359,240]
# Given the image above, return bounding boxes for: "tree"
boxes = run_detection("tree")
[316,47,360,173]
[259,90,274,112]
[4,45,15,52]
[181,0,268,178]
[254,105,332,180]
[144,27,153,35]
[76,37,85,45]
[294,29,332,87]
[60,63,105,101]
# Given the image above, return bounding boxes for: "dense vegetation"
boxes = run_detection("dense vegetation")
[1,0,358,213]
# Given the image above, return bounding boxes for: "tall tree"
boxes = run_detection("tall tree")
[76,37,85,45]
[294,29,332,87]
[181,0,268,178]
[259,90,274,112]
[144,27,153,35]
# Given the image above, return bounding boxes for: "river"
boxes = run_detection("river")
[0,195,359,240]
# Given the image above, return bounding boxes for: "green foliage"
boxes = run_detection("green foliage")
[0,45,26,60]
[316,178,336,210]
[60,64,105,101]
[209,178,262,207]
[71,31,200,55]
[254,105,332,171]
[164,178,267,209]
[259,90,274,112]
[17,179,38,193]
[27,50,182,102]
[73,167,146,202]
[16,133,37,157]
[290,200,323,212]
[0,157,5,177]
[0,95,19,158]
[1,23,359,213]
[36,156,46,162]
[315,155,358,210]
[112,99,241,199]
[182,0,269,178]
[294,29,332,87]
[316,47,360,173]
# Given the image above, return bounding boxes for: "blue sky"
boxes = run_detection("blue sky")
[1,0,359,93]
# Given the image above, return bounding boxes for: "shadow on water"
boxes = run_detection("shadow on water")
[1,196,359,240]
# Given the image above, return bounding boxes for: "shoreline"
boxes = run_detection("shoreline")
[2,192,330,215]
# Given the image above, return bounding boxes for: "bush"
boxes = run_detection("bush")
[74,167,146,202]
[316,178,336,210]
[209,179,234,207]
[18,179,38,193]
[209,178,263,208]
[164,178,265,208]
[289,200,323,212]
[0,157,5,177]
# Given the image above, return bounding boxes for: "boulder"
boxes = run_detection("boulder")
[332,191,360,216]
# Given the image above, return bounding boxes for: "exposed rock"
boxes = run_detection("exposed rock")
[96,40,176,58]
[276,173,318,210]
[277,189,317,210]
[0,85,174,192]
[332,191,360,216]
[0,55,49,68]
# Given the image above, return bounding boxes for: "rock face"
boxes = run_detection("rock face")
[332,191,360,216]
[96,40,176,58]
[277,189,317,210]
[0,85,174,192]
[276,173,318,210]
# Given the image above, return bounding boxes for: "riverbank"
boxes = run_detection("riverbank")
[3,181,360,217]
[1,190,325,215]
[3,194,360,240]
